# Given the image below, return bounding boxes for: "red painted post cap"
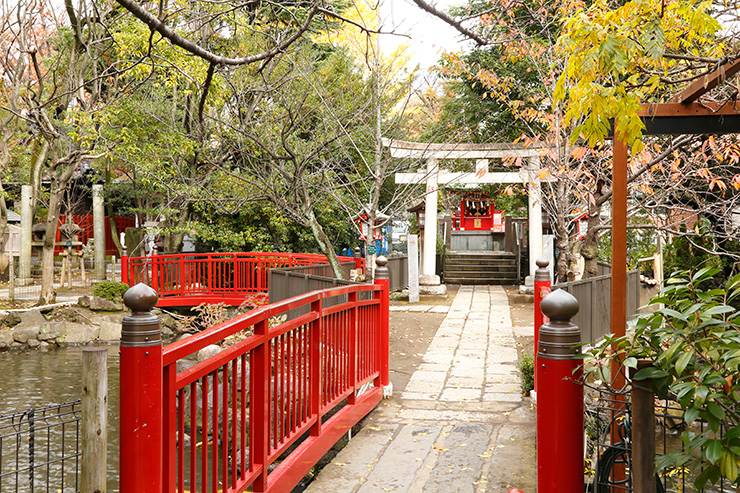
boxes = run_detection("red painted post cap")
[508,489,524,493]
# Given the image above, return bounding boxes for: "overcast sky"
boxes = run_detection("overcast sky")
[378,0,472,70]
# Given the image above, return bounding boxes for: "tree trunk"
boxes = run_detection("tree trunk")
[38,182,64,305]
[306,208,345,280]
[163,205,189,253]
[553,179,570,283]
[29,139,49,214]
[582,196,607,279]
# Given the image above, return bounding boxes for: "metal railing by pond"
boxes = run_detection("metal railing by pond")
[587,385,735,492]
[0,401,81,493]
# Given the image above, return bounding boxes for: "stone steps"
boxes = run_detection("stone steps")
[443,252,518,285]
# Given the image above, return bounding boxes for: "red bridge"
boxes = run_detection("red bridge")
[121,252,364,306]
[118,254,388,493]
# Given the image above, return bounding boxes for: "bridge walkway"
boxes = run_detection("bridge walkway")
[307,285,536,492]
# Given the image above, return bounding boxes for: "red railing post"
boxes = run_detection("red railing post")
[536,289,582,493]
[373,256,390,391]
[353,247,364,274]
[119,283,163,492]
[534,257,551,394]
[121,250,129,285]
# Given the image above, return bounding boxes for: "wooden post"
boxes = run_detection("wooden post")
[82,347,108,493]
[631,361,656,493]
[67,247,73,287]
[93,184,106,281]
[8,253,14,302]
[611,132,629,490]
[79,252,86,287]
[60,252,68,288]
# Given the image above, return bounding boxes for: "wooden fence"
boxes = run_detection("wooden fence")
[554,269,641,344]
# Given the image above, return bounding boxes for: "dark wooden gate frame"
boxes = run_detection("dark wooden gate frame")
[609,57,740,489]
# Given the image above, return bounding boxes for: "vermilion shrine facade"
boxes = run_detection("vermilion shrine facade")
[453,192,505,232]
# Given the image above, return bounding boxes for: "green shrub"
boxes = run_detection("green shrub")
[93,281,130,301]
[517,352,535,394]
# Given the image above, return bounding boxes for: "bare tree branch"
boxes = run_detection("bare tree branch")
[114,0,320,66]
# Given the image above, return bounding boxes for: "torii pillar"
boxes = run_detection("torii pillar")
[421,158,441,289]
[527,156,543,278]
[387,139,547,288]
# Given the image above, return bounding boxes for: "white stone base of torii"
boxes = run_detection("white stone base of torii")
[386,139,546,290]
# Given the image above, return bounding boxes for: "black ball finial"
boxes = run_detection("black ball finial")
[541,289,579,322]
[536,257,549,269]
[375,256,388,267]
[123,283,159,312]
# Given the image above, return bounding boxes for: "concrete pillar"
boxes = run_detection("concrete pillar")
[408,234,419,303]
[421,158,439,282]
[93,184,106,281]
[19,185,32,283]
[528,157,544,278]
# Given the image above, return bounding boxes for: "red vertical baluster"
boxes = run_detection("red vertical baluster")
[202,376,209,493]
[252,319,270,492]
[349,292,358,404]
[177,388,184,492]
[151,251,159,293]
[180,256,186,296]
[292,329,298,431]
[231,359,238,488]
[190,382,197,492]
[222,365,228,491]
[121,254,129,285]
[241,354,247,480]
[310,297,323,436]
[211,371,218,493]
[273,339,278,451]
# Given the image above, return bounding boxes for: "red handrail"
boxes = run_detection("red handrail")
[121,252,364,307]
[120,279,389,493]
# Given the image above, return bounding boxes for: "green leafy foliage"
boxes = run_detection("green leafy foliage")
[518,352,535,394]
[582,267,740,488]
[555,0,723,148]
[92,281,130,302]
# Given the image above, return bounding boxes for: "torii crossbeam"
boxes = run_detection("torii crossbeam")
[386,139,547,286]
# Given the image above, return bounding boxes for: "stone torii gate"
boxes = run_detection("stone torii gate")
[386,139,546,289]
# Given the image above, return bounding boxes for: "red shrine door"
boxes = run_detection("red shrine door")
[454,192,504,232]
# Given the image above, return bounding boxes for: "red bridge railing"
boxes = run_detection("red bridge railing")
[119,265,390,492]
[121,252,364,307]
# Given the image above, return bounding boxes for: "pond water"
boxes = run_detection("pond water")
[0,345,121,492]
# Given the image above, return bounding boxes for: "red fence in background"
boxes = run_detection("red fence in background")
[122,252,365,307]
[55,215,135,255]
[120,278,390,492]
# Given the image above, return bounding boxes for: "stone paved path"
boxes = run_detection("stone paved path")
[307,285,536,493]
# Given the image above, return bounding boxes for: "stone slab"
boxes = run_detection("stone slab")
[358,424,442,492]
